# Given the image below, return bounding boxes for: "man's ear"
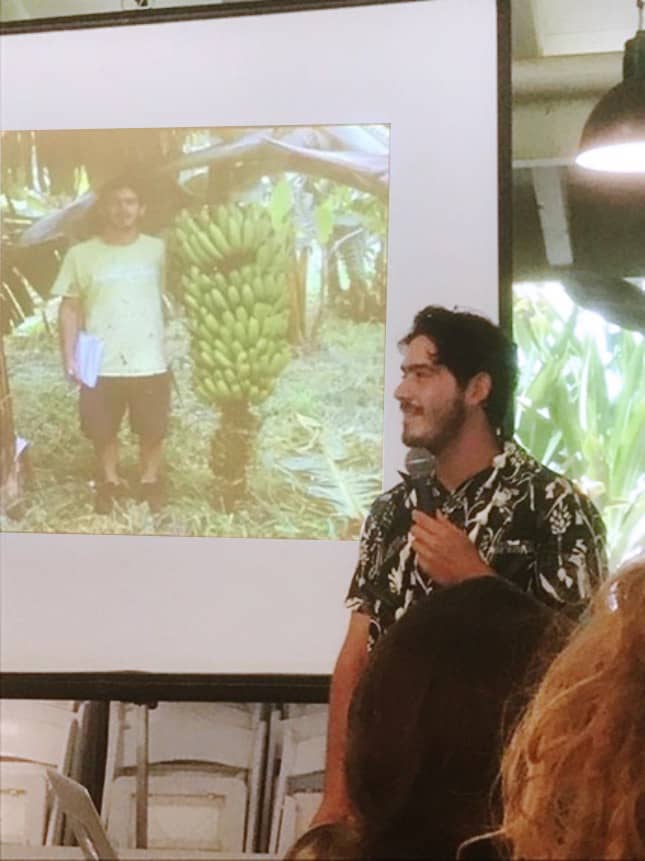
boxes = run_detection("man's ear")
[465,371,492,408]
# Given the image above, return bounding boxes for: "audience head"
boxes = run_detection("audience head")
[284,822,363,860]
[346,577,566,860]
[499,555,645,860]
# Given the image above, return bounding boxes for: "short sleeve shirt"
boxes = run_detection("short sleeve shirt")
[346,441,607,648]
[52,235,166,377]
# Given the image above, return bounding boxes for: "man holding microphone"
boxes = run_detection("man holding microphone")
[313,305,607,826]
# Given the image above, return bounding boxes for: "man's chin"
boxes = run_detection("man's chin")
[402,430,433,450]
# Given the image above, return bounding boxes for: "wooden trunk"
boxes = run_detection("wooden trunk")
[0,335,21,514]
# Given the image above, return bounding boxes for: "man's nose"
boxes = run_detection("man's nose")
[394,378,409,401]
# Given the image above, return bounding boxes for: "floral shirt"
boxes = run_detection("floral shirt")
[346,441,607,648]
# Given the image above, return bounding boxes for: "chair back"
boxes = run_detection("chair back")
[47,770,118,861]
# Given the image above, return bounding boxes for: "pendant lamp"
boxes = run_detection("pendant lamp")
[576,0,645,173]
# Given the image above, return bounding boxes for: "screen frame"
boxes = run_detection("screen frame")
[1,0,512,703]
[0,0,433,35]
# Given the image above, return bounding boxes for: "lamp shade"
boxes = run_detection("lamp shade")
[576,30,645,173]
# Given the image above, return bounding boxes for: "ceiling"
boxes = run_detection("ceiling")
[511,0,645,284]
[513,0,635,58]
[2,0,643,284]
[512,0,635,164]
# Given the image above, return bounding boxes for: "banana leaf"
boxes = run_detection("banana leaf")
[281,446,381,522]
[15,126,388,250]
[172,134,387,201]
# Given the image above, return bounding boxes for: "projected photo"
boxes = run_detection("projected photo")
[0,125,389,539]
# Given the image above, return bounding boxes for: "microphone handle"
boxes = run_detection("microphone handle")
[412,478,436,515]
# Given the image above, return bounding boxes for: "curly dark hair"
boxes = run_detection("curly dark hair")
[96,173,147,206]
[400,306,518,433]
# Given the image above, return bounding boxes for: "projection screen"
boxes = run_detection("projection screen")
[0,0,508,689]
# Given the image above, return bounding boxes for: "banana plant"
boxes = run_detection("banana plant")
[172,201,293,508]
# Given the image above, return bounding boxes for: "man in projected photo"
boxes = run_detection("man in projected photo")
[52,176,169,515]
[314,305,607,827]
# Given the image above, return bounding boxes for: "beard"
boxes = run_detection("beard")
[401,397,467,455]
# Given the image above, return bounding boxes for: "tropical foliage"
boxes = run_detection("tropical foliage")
[2,313,383,538]
[1,125,389,520]
[513,281,644,568]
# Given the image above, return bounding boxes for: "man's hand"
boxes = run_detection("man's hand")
[64,360,80,385]
[410,509,494,585]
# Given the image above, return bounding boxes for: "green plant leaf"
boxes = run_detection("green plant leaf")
[514,283,644,567]
[270,177,293,230]
[314,199,335,246]
[281,439,381,521]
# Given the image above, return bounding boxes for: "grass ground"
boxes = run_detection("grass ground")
[3,312,385,540]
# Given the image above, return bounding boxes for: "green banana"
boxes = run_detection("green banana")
[172,200,293,409]
[241,283,255,314]
[242,212,256,249]
[208,220,232,257]
[227,285,241,308]
[227,206,243,250]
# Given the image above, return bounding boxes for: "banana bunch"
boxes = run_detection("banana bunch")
[174,202,288,272]
[173,202,292,406]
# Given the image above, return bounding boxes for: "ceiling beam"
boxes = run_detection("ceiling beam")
[514,97,597,163]
[530,166,573,266]
[513,52,621,100]
[511,0,541,59]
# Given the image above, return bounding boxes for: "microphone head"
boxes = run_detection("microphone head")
[404,447,434,480]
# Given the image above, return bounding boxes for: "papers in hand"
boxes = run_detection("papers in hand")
[15,436,30,460]
[74,332,103,388]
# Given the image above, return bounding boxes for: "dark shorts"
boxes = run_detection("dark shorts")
[80,373,171,445]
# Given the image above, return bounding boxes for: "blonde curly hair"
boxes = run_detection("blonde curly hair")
[498,555,645,860]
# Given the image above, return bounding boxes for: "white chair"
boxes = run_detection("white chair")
[258,705,282,852]
[283,704,329,721]
[46,770,118,861]
[0,700,83,847]
[0,701,79,768]
[0,763,49,847]
[102,702,266,853]
[277,791,323,856]
[108,770,247,852]
[268,711,328,855]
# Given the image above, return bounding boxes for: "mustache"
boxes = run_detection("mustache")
[398,399,422,414]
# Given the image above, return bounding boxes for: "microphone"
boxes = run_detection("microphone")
[404,447,437,515]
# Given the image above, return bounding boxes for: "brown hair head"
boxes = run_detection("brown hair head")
[347,578,568,860]
[498,555,645,860]
[284,822,363,861]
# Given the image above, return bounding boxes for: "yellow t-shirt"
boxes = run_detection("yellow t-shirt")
[52,234,167,377]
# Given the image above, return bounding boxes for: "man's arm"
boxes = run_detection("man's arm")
[534,481,607,616]
[51,244,83,381]
[58,297,81,380]
[311,611,370,826]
